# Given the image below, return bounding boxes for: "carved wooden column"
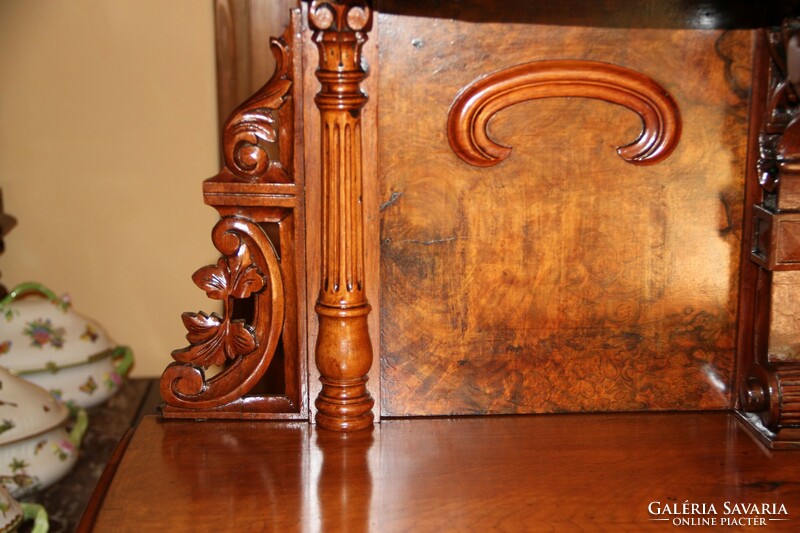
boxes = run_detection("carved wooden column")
[738,19,800,449]
[308,0,375,431]
[160,11,308,419]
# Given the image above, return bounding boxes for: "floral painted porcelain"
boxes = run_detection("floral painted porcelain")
[0,486,47,533]
[0,486,23,532]
[0,366,87,497]
[0,283,133,408]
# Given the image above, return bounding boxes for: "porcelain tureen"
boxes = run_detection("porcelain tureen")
[0,283,133,408]
[0,366,87,497]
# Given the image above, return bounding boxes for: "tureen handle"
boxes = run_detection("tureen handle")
[68,406,89,448]
[112,345,135,378]
[21,503,48,533]
[0,282,68,311]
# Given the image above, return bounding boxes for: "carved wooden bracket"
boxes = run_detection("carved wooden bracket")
[739,19,800,449]
[308,0,375,432]
[161,216,284,410]
[161,11,305,419]
[447,60,682,167]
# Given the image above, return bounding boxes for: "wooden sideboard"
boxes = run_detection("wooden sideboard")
[80,412,800,531]
[76,0,800,530]
[153,0,800,449]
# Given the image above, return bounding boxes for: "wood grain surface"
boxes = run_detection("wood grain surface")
[377,16,753,415]
[85,413,800,531]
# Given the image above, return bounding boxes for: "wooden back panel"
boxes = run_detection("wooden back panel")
[376,15,753,415]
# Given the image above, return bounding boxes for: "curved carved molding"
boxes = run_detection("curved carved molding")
[161,216,285,409]
[221,35,293,183]
[447,60,682,167]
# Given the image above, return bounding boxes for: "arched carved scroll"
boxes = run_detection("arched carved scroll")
[447,60,682,167]
[161,9,304,420]
[161,216,285,410]
[220,34,293,183]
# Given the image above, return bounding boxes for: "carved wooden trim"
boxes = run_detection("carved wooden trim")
[308,0,375,432]
[214,0,297,132]
[738,19,800,449]
[218,30,293,183]
[447,60,682,167]
[161,216,285,409]
[161,9,306,419]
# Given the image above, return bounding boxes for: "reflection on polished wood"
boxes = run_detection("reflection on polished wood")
[85,413,800,531]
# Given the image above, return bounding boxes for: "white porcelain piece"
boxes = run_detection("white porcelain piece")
[0,283,133,408]
[0,486,48,533]
[0,486,23,532]
[0,366,87,498]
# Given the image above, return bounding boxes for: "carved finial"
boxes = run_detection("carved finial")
[220,36,293,183]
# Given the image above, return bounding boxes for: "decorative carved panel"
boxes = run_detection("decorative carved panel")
[378,16,751,417]
[161,10,308,419]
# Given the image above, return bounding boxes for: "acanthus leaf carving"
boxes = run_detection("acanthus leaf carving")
[171,221,268,369]
[191,260,229,301]
[161,8,302,418]
[181,311,222,346]
[447,60,682,168]
[191,245,266,302]
[221,34,293,183]
[162,216,285,409]
[172,311,258,369]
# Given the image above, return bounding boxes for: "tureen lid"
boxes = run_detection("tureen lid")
[0,283,115,373]
[0,366,68,446]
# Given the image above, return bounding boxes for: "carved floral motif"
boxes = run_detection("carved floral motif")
[171,245,265,369]
[161,217,284,409]
[161,8,302,417]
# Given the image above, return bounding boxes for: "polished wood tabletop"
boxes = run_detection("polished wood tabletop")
[82,412,800,531]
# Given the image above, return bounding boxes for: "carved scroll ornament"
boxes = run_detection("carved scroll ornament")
[221,35,293,183]
[161,216,285,409]
[447,60,682,167]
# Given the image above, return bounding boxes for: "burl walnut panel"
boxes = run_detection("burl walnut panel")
[770,271,800,362]
[378,17,753,415]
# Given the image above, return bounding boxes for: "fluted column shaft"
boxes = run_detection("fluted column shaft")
[309,0,374,431]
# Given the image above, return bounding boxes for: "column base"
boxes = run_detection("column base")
[315,376,374,431]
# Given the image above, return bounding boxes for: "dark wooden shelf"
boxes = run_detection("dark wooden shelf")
[378,0,800,29]
[82,412,800,531]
